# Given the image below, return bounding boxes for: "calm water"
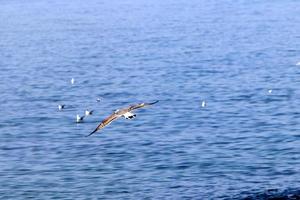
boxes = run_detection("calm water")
[1,0,300,199]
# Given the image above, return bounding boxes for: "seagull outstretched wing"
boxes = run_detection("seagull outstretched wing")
[128,100,159,111]
[86,113,120,137]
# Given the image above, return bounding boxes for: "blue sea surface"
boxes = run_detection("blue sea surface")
[0,0,300,199]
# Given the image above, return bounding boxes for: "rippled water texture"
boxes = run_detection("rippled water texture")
[1,0,300,199]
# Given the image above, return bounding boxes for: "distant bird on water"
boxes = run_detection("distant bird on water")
[71,78,75,84]
[85,109,93,116]
[76,114,84,123]
[268,89,273,94]
[87,100,159,137]
[58,104,65,111]
[201,101,206,108]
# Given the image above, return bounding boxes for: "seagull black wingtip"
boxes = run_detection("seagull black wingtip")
[86,129,97,137]
[149,100,159,105]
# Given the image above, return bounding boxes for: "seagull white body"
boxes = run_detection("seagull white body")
[76,114,84,123]
[71,78,75,84]
[85,110,93,116]
[96,98,101,102]
[58,104,65,110]
[268,89,272,94]
[201,101,206,107]
[123,112,136,119]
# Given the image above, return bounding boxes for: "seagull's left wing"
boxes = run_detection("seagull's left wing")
[86,113,120,137]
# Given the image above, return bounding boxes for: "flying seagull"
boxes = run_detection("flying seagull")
[87,100,159,137]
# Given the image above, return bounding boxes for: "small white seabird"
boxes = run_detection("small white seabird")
[201,101,206,108]
[268,89,272,94]
[76,114,84,123]
[87,100,159,137]
[71,78,75,84]
[96,98,101,102]
[58,104,65,111]
[85,110,93,116]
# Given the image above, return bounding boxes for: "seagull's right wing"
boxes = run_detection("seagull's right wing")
[86,113,120,137]
[128,100,159,111]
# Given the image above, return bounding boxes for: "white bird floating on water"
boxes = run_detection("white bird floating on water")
[87,100,159,137]
[71,78,75,84]
[96,98,101,102]
[201,101,206,108]
[85,110,93,116]
[76,114,84,123]
[268,89,273,94]
[58,104,65,111]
